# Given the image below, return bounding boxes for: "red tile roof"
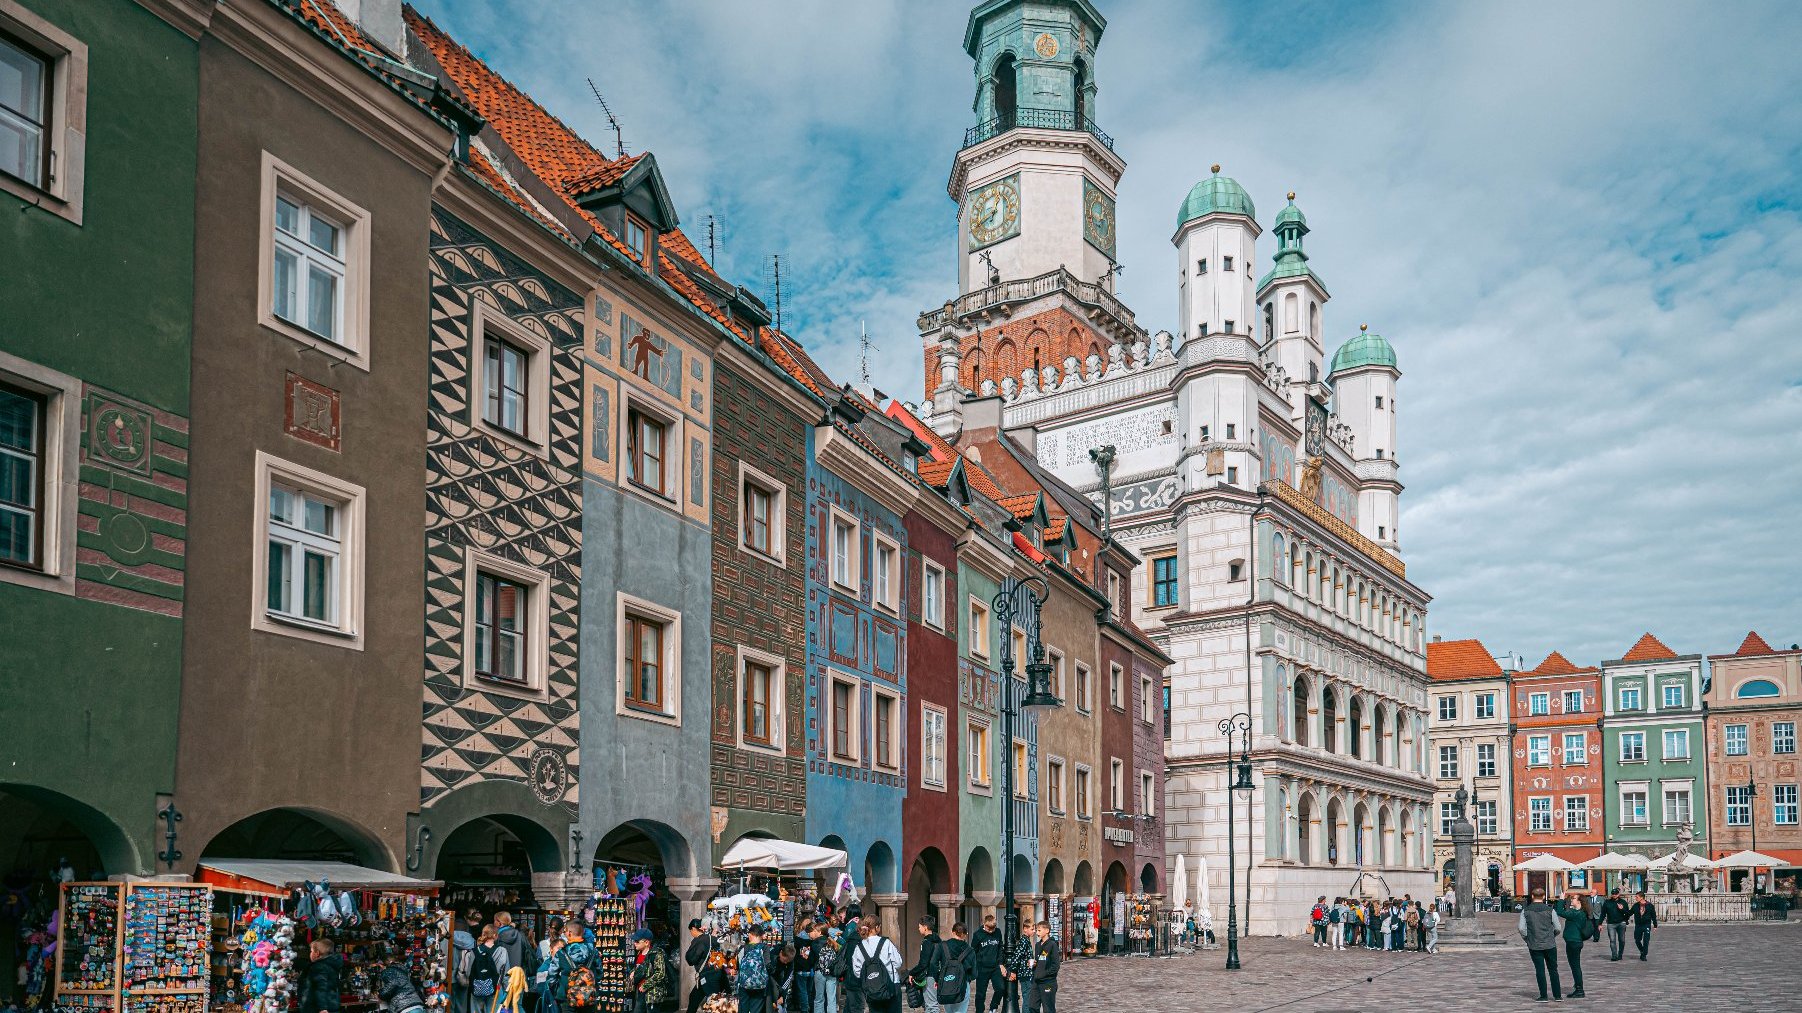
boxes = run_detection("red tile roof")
[1044,517,1068,542]
[917,458,956,488]
[1733,631,1777,656]
[563,153,645,197]
[1620,632,1677,663]
[879,401,1011,501]
[997,492,1040,520]
[1426,639,1503,681]
[298,0,374,51]
[1524,651,1596,676]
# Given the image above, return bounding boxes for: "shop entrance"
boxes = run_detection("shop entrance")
[434,814,565,938]
[1102,861,1128,952]
[961,846,994,928]
[200,807,390,869]
[0,787,132,1008]
[1070,861,1095,954]
[593,822,687,952]
[901,847,950,959]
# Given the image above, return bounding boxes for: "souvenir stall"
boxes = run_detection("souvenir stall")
[691,839,848,1013]
[1125,895,1156,953]
[54,881,212,1013]
[1070,896,1098,956]
[4,859,84,1012]
[196,861,449,1013]
[574,882,637,1013]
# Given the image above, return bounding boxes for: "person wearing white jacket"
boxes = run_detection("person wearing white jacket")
[846,922,904,1013]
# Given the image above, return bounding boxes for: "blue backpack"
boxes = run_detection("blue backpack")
[738,942,768,991]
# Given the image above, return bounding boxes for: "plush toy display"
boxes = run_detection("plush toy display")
[236,908,296,1013]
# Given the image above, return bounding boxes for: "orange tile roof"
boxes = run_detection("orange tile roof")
[563,153,645,197]
[1426,639,1503,681]
[1044,517,1068,542]
[298,0,374,51]
[1620,632,1677,662]
[917,459,956,488]
[1736,631,1776,656]
[997,492,1040,520]
[464,146,572,240]
[878,401,1011,501]
[1524,651,1596,677]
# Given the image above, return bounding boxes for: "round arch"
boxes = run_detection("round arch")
[1295,791,1315,865]
[991,51,1019,121]
[200,806,393,870]
[963,846,995,896]
[1041,858,1066,895]
[0,784,140,879]
[1322,683,1340,753]
[1352,801,1370,868]
[1292,674,1311,747]
[1139,862,1160,895]
[1325,797,1346,867]
[1348,695,1365,759]
[422,777,569,877]
[1376,804,1393,866]
[1072,860,1094,897]
[1008,853,1033,897]
[1401,810,1416,868]
[593,818,696,878]
[1104,861,1129,896]
[865,840,899,895]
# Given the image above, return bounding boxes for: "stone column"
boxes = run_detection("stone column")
[971,891,1001,922]
[1452,819,1475,919]
[932,893,965,933]
[1014,892,1040,928]
[531,870,591,911]
[870,893,907,942]
[668,877,720,998]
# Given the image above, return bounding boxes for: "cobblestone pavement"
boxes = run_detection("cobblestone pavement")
[1056,917,1802,1011]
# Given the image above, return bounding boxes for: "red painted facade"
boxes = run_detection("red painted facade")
[900,503,963,949]
[1511,652,1604,893]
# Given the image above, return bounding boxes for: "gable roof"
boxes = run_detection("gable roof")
[1734,631,1776,657]
[1523,651,1597,677]
[1620,632,1677,663]
[1426,639,1503,681]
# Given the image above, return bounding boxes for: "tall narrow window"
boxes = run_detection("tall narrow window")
[473,572,527,684]
[1725,785,1751,826]
[923,562,944,628]
[1774,784,1799,825]
[624,214,651,264]
[1151,554,1178,607]
[1075,663,1091,712]
[874,691,897,769]
[0,34,48,189]
[626,408,667,494]
[272,193,346,343]
[1563,795,1589,832]
[1141,771,1155,816]
[1047,758,1065,814]
[968,721,991,787]
[267,483,341,626]
[1476,743,1497,778]
[743,483,773,555]
[1012,741,1029,799]
[1109,758,1125,811]
[874,537,898,610]
[832,679,856,761]
[831,514,857,590]
[0,382,45,568]
[742,660,774,746]
[922,707,946,788]
[1075,766,1091,818]
[1774,722,1796,754]
[623,612,665,712]
[483,336,529,436]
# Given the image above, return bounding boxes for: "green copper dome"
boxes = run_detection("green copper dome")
[1257,192,1325,293]
[1273,199,1306,229]
[1177,165,1255,229]
[1329,325,1397,374]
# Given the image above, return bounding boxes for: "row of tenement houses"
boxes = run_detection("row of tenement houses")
[0,0,1170,972]
[1428,633,1802,896]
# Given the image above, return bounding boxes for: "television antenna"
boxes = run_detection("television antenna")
[858,320,879,391]
[763,254,784,332]
[585,78,625,158]
[697,212,726,265]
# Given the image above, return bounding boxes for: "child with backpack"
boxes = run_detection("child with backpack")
[472,927,511,1013]
[847,920,904,1013]
[934,924,973,1013]
[736,924,774,1013]
[1309,898,1328,947]
[550,925,600,1013]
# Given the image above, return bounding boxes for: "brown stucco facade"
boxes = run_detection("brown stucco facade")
[172,0,450,872]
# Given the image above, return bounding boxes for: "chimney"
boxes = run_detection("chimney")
[1432,635,1442,643]
[333,0,405,57]
[962,394,1003,431]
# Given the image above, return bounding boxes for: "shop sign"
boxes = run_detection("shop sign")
[1103,825,1134,846]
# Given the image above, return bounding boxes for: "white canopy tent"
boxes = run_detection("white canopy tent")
[1581,853,1652,871]
[718,838,848,872]
[1647,852,1714,871]
[1710,850,1786,869]
[1515,854,1578,873]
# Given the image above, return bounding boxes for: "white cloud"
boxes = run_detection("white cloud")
[420,0,1802,662]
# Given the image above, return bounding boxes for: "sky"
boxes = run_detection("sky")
[419,0,1802,666]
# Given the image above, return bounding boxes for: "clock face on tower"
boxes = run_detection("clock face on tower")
[1083,178,1116,258]
[967,174,1021,250]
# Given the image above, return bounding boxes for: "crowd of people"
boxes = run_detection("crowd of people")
[1305,895,1441,954]
[1516,888,1659,1002]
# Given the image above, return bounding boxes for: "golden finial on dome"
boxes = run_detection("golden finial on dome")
[1287,191,1296,201]
[1360,324,1369,332]
[1211,163,1221,174]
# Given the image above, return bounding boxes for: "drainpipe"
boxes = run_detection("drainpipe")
[1244,488,1261,933]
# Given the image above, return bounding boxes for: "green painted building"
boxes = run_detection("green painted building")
[1601,633,1710,884]
[0,0,199,904]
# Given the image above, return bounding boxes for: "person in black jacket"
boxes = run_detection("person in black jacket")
[968,915,1003,1013]
[300,939,346,1013]
[1600,890,1632,961]
[1629,893,1658,961]
[792,919,817,1013]
[833,907,864,1013]
[377,964,426,1013]
[1024,923,1058,1013]
[908,916,943,1012]
[683,920,713,1013]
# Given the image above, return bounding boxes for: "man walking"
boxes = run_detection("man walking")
[1600,890,1631,962]
[1023,922,1059,1013]
[1629,893,1658,961]
[968,915,1003,1013]
[1517,888,1565,1003]
[1555,891,1596,999]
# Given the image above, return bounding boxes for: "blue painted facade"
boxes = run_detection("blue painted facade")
[804,423,908,894]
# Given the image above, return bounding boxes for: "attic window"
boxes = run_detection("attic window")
[624,214,651,264]
[1223,256,1234,272]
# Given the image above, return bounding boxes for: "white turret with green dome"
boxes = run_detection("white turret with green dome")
[1174,164,1260,342]
[1257,192,1331,391]
[1329,323,1402,551]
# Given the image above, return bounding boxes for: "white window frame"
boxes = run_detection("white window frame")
[1662,727,1690,761]
[1725,723,1748,756]
[1619,783,1649,827]
[734,645,786,753]
[1562,731,1587,766]
[1109,663,1124,711]
[1474,693,1496,720]
[871,531,900,613]
[1140,770,1155,816]
[1563,689,1584,714]
[1437,695,1457,722]
[1528,692,1549,716]
[967,596,991,660]
[0,1,86,224]
[1140,674,1155,724]
[921,703,947,790]
[1109,757,1125,813]
[1617,686,1641,712]
[1475,799,1498,836]
[966,717,992,792]
[620,390,684,507]
[468,299,552,456]
[1528,796,1553,832]
[1773,783,1799,826]
[1045,755,1066,814]
[614,591,683,726]
[1527,734,1551,767]
[1618,731,1645,763]
[258,152,371,368]
[1774,721,1796,755]
[1660,781,1693,827]
[0,352,80,595]
[1047,648,1066,703]
[1563,795,1589,832]
[1012,740,1030,800]
[1074,662,1092,713]
[1440,802,1457,837]
[251,451,366,650]
[1476,742,1497,779]
[736,461,787,563]
[872,683,901,771]
[829,507,860,592]
[1437,745,1459,780]
[460,545,551,699]
[1725,785,1752,827]
[1074,763,1093,820]
[828,671,862,764]
[1661,682,1685,709]
[922,560,945,630]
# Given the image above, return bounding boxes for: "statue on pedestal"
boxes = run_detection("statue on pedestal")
[1451,785,1477,919]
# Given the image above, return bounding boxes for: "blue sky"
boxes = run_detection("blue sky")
[418,0,1802,665]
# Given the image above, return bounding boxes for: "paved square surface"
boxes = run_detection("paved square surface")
[1056,916,1801,1011]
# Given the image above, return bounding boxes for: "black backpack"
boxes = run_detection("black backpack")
[469,944,499,998]
[936,940,969,1004]
[857,938,897,1001]
[831,922,859,984]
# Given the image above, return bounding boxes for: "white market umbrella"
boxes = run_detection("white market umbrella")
[1515,854,1579,873]
[1195,854,1211,913]
[719,837,848,871]
[1170,854,1188,914]
[1710,850,1784,869]
[1648,852,1714,870]
[1582,853,1652,871]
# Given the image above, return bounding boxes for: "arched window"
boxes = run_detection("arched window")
[1293,677,1310,747]
[967,348,984,386]
[1263,303,1274,343]
[1309,301,1318,339]
[1322,688,1338,753]
[992,337,1018,384]
[1297,795,1314,865]
[1276,664,1290,742]
[1348,696,1363,759]
[993,54,1018,125]
[1273,533,1288,585]
[1284,292,1299,332]
[1073,57,1088,124]
[1737,680,1782,699]
[1372,707,1387,766]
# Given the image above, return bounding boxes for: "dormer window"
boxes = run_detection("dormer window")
[624,213,651,264]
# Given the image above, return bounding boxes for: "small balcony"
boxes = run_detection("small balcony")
[962,107,1115,152]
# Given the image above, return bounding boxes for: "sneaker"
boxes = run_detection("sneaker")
[1569,990,1585,999]
[1535,998,1549,1003]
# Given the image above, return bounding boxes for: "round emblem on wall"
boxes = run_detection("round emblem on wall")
[529,748,568,805]
[1035,32,1059,59]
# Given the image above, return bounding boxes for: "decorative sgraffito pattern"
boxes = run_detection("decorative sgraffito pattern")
[75,387,187,616]
[420,208,583,811]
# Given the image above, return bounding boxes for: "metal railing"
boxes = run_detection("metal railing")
[963,107,1115,151]
[917,265,1144,339]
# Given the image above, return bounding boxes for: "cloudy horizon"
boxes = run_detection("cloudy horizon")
[418,0,1802,666]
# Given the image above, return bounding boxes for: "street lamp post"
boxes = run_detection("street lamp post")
[993,575,1058,1013]
[1218,712,1255,970]
[1746,777,1760,893]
